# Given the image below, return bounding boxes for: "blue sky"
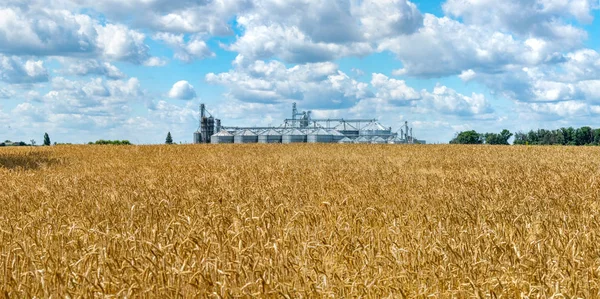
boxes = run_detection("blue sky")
[1,0,600,144]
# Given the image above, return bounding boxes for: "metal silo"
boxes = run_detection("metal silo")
[307,128,333,143]
[338,137,354,144]
[335,122,359,139]
[193,131,202,144]
[282,128,307,143]
[258,129,282,143]
[354,136,371,144]
[234,129,258,143]
[370,136,387,144]
[361,122,391,138]
[328,129,346,142]
[211,130,234,144]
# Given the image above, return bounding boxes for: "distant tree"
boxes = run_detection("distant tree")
[166,132,173,144]
[43,133,51,146]
[30,139,36,146]
[450,130,483,144]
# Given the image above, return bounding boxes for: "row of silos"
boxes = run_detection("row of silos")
[210,127,402,144]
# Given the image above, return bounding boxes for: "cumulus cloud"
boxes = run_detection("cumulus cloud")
[443,0,597,38]
[423,85,493,116]
[228,0,422,64]
[206,60,371,109]
[0,55,49,84]
[168,80,197,100]
[0,87,14,99]
[60,59,126,79]
[154,33,214,62]
[371,73,420,106]
[383,14,580,78]
[43,77,142,116]
[0,5,152,64]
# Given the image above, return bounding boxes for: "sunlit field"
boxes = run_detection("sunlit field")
[1,144,599,297]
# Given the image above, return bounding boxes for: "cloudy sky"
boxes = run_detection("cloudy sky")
[1,0,599,144]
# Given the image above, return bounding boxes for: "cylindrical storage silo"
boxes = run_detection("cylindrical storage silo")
[307,128,333,143]
[361,122,392,138]
[211,130,234,144]
[354,136,371,144]
[335,122,359,139]
[282,129,307,143]
[258,129,282,143]
[328,129,346,142]
[338,137,354,144]
[193,131,202,144]
[234,129,258,144]
[370,136,387,144]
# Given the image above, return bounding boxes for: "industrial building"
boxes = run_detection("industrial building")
[194,103,425,144]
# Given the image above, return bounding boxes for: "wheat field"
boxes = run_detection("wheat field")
[1,144,599,297]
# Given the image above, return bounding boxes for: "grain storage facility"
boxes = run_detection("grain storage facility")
[258,129,283,143]
[282,129,307,144]
[210,130,234,144]
[307,128,334,143]
[234,130,258,144]
[193,103,424,144]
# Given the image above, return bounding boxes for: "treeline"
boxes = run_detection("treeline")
[88,140,132,145]
[450,130,513,145]
[451,126,600,145]
[0,140,30,147]
[513,127,600,145]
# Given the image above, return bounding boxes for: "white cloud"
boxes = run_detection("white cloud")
[423,84,493,116]
[443,0,597,38]
[0,5,152,64]
[153,33,214,62]
[0,55,49,84]
[168,80,197,100]
[383,14,580,77]
[206,60,371,109]
[0,87,14,98]
[371,73,420,105]
[60,59,126,79]
[228,0,422,64]
[143,57,168,67]
[95,24,149,64]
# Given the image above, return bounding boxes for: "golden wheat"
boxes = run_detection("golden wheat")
[1,144,599,297]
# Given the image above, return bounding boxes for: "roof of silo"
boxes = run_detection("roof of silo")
[327,129,345,136]
[334,122,358,130]
[371,136,386,142]
[259,129,282,136]
[237,129,257,136]
[283,128,305,136]
[355,136,371,142]
[362,122,388,131]
[212,130,233,136]
[308,128,332,135]
[338,137,353,143]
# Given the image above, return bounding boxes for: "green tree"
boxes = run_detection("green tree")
[166,132,173,145]
[43,133,51,146]
[450,130,483,144]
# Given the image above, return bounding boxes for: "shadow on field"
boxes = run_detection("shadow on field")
[0,152,62,170]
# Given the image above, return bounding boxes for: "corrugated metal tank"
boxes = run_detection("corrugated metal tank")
[307,128,333,143]
[211,131,234,144]
[328,129,346,142]
[335,123,359,139]
[338,137,354,143]
[258,129,282,143]
[360,122,392,138]
[370,136,387,144]
[234,130,258,144]
[354,136,371,144]
[282,129,307,143]
[193,131,202,144]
